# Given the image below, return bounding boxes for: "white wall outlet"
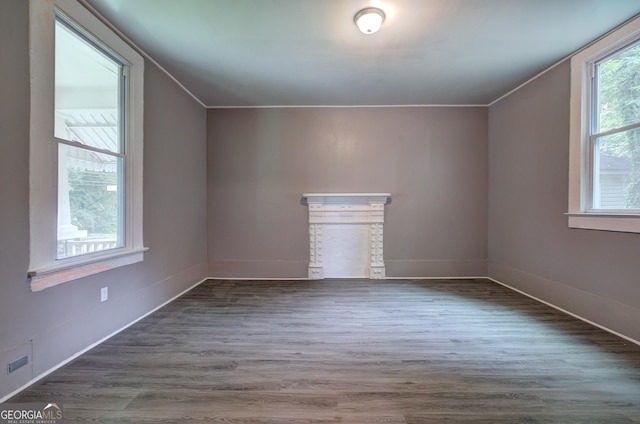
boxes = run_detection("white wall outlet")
[100,287,108,302]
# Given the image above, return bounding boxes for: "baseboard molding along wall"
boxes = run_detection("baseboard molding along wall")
[381,259,488,278]
[208,269,640,347]
[0,271,209,403]
[488,262,640,347]
[208,260,308,279]
[4,265,639,402]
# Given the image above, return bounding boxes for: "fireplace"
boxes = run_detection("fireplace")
[302,193,391,279]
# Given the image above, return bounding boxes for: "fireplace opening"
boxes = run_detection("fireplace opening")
[302,193,390,279]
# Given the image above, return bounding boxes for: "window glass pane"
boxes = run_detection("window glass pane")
[593,127,640,209]
[57,144,123,259]
[595,40,640,133]
[55,20,121,153]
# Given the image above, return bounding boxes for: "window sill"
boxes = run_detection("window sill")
[566,213,640,234]
[28,247,149,292]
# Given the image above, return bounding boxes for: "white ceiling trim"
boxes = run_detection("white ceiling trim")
[78,0,207,108]
[489,12,640,107]
[79,0,640,110]
[207,104,488,109]
[73,0,520,109]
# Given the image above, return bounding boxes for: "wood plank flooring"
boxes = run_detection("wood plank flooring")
[9,279,640,423]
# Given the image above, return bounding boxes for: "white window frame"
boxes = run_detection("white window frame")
[28,0,146,291]
[569,15,640,234]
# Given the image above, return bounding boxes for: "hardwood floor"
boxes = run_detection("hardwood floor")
[10,279,640,423]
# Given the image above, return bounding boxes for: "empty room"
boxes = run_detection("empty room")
[2,0,640,422]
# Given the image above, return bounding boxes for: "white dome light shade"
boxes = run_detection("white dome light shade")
[354,8,385,34]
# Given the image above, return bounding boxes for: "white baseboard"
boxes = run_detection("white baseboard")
[207,276,312,281]
[486,276,640,347]
[385,259,487,277]
[385,276,488,280]
[486,263,640,347]
[0,276,208,403]
[207,276,488,281]
[208,274,640,346]
[4,271,638,402]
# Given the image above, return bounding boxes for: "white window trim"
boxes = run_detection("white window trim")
[28,0,146,291]
[568,15,640,234]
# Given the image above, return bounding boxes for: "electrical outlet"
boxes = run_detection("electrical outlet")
[100,287,108,302]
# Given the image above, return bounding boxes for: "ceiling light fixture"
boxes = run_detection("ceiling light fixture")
[354,7,385,35]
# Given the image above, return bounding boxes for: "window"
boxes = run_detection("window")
[55,18,125,259]
[28,0,145,291]
[569,15,640,233]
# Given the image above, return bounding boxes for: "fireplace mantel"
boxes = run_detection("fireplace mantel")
[302,193,391,206]
[302,193,391,279]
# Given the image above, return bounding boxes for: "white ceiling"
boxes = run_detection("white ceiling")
[83,0,640,107]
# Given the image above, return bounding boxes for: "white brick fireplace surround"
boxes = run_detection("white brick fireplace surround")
[302,193,391,280]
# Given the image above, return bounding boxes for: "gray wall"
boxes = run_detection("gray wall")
[207,107,488,278]
[488,60,640,342]
[0,1,208,399]
[4,0,638,402]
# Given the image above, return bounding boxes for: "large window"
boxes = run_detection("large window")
[569,15,640,233]
[28,0,145,291]
[55,17,125,259]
